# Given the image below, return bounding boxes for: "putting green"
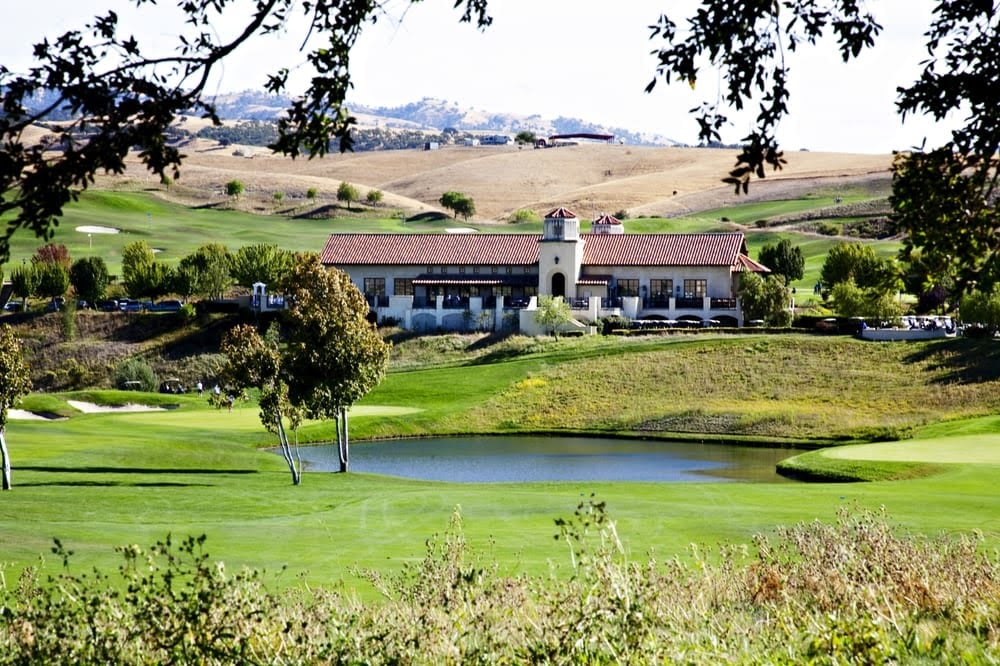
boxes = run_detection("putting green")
[823,434,1000,464]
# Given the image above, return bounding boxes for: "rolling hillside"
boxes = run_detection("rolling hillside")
[95,140,893,222]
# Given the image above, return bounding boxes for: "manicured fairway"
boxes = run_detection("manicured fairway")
[2,393,998,594]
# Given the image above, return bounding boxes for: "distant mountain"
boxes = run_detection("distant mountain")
[20,89,683,147]
[205,92,682,147]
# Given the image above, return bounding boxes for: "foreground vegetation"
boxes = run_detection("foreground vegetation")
[2,331,1000,660]
[3,501,997,664]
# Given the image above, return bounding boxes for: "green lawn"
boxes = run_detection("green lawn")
[3,335,999,593]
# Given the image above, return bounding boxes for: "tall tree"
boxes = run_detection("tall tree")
[0,325,31,490]
[221,254,390,480]
[69,256,110,305]
[121,241,157,297]
[758,239,804,284]
[9,265,38,307]
[739,273,791,327]
[281,255,391,473]
[230,243,294,289]
[179,243,231,299]
[821,243,900,293]
[34,261,70,306]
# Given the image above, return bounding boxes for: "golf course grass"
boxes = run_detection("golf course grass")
[3,334,999,595]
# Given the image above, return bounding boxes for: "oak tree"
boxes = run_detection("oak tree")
[221,253,390,481]
[648,1,1000,297]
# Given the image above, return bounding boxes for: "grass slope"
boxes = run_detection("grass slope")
[3,335,999,593]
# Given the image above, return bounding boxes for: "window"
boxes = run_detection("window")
[426,266,434,274]
[650,278,673,297]
[506,266,513,274]
[459,266,466,274]
[683,279,707,298]
[523,266,532,274]
[394,278,414,296]
[617,278,639,297]
[363,277,385,296]
[473,266,480,274]
[441,266,448,274]
[491,265,498,274]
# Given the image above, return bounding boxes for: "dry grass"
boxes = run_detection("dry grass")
[97,139,893,222]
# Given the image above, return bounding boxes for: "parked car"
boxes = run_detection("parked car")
[119,299,143,312]
[147,299,184,312]
[98,299,119,312]
[45,296,65,312]
[3,300,23,312]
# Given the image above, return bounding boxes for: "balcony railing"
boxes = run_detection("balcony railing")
[644,296,671,309]
[710,297,737,309]
[570,297,589,309]
[675,296,703,309]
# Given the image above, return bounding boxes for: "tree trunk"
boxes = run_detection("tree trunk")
[1,427,11,490]
[342,407,350,473]
[275,415,301,485]
[337,407,350,473]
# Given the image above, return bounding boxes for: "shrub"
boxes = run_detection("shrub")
[510,208,540,224]
[598,315,630,335]
[816,221,839,236]
[113,356,158,392]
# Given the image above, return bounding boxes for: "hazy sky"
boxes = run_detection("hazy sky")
[1,0,959,153]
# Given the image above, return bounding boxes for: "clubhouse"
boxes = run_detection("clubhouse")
[320,207,770,334]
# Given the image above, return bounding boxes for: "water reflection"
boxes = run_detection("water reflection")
[292,436,803,483]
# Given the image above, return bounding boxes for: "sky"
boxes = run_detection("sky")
[0,0,960,154]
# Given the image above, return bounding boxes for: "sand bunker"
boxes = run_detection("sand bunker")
[76,225,120,234]
[7,409,54,420]
[67,400,164,413]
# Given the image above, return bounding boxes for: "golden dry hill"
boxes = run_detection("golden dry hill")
[95,138,893,221]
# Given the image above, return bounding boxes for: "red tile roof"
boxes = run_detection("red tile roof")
[320,232,753,269]
[735,254,772,273]
[544,206,578,219]
[592,213,622,226]
[582,233,747,266]
[321,233,539,266]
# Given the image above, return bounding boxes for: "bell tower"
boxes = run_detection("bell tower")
[538,207,585,298]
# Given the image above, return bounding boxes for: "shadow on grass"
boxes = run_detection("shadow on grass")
[20,480,213,488]
[903,338,1000,384]
[20,466,258,475]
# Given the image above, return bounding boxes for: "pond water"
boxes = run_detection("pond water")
[293,436,804,483]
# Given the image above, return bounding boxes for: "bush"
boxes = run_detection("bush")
[1,504,996,664]
[816,221,839,236]
[598,315,631,335]
[113,356,158,392]
[509,208,540,224]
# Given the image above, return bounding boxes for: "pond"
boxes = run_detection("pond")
[293,436,805,483]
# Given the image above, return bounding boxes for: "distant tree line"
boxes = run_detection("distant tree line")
[6,241,296,309]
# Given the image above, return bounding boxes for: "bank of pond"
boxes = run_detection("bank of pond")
[293,435,807,483]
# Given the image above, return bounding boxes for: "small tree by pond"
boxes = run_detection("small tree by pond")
[0,325,31,490]
[222,253,390,482]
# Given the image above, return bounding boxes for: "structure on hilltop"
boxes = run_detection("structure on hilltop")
[321,207,769,334]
